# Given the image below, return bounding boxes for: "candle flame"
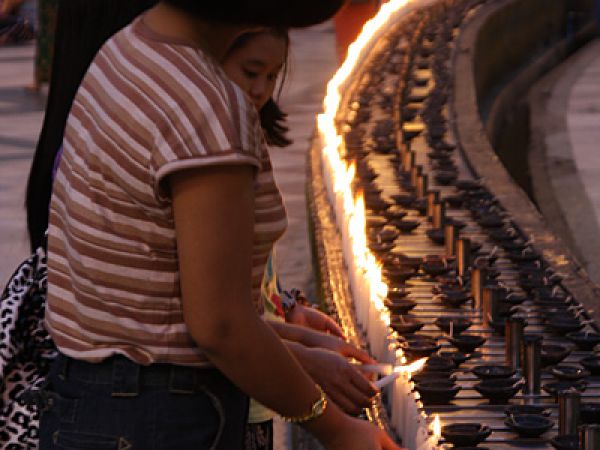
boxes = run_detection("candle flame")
[431,414,441,437]
[406,357,426,374]
[317,0,412,321]
[394,357,426,374]
[380,310,391,327]
[315,0,442,443]
[318,0,413,137]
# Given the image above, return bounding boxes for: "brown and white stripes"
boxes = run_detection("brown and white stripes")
[45,17,287,366]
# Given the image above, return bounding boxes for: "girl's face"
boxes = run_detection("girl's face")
[223,33,286,110]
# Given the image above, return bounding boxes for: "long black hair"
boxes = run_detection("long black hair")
[226,28,292,148]
[25,0,157,251]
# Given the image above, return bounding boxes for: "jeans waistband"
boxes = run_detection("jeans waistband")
[54,353,223,397]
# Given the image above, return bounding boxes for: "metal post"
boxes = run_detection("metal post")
[416,173,428,199]
[522,334,542,395]
[402,150,415,173]
[580,424,600,450]
[471,266,486,309]
[444,224,457,257]
[432,202,445,229]
[559,390,581,435]
[426,190,439,221]
[410,165,422,187]
[457,238,471,278]
[505,316,526,370]
[483,286,503,325]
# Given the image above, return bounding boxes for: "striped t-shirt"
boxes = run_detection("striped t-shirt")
[45,17,287,366]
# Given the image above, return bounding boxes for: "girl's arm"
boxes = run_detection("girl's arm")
[170,165,399,450]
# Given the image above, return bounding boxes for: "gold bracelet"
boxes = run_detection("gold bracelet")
[281,384,328,424]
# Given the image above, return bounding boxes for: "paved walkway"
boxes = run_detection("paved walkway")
[0,23,337,450]
[529,38,600,286]
[267,22,337,450]
[0,42,45,286]
[272,22,337,303]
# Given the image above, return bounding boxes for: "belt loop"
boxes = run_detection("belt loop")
[168,366,197,394]
[111,357,140,397]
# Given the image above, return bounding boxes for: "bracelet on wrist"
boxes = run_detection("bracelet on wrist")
[281,384,327,424]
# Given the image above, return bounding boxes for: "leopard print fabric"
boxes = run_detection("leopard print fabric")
[0,246,57,449]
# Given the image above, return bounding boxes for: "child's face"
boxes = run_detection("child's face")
[223,33,286,110]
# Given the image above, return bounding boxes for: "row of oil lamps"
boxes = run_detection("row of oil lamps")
[316,1,442,448]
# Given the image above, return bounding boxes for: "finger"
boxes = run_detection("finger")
[323,316,345,338]
[338,343,376,364]
[319,335,349,355]
[305,308,345,337]
[349,368,379,398]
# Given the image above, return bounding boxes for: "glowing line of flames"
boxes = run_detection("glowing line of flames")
[317,1,414,322]
[316,0,442,442]
[317,0,409,380]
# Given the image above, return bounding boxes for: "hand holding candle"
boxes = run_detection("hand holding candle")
[359,358,426,389]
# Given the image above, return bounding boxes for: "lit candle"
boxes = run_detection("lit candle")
[406,391,419,447]
[415,424,430,450]
[429,415,442,450]
[391,349,404,434]
[391,372,402,433]
[384,338,396,366]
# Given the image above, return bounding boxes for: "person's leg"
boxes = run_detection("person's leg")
[0,17,34,45]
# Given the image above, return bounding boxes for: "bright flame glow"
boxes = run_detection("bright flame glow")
[317,1,413,313]
[406,358,426,374]
[394,358,426,374]
[315,0,441,442]
[431,414,441,437]
[318,0,413,141]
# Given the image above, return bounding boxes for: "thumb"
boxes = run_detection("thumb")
[324,316,345,338]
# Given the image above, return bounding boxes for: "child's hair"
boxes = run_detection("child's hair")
[227,28,292,147]
[260,99,292,147]
[162,0,344,28]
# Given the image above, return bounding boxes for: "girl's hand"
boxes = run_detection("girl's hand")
[286,303,345,338]
[297,347,378,415]
[306,330,375,365]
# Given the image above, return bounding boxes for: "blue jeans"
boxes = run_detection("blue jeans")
[39,354,249,450]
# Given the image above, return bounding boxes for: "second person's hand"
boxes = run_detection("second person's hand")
[297,346,378,415]
[286,303,345,338]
